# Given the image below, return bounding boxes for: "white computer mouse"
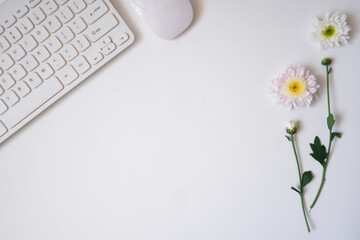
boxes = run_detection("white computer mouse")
[129,0,193,40]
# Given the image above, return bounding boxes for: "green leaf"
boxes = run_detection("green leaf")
[331,132,342,142]
[291,186,301,194]
[309,136,327,166]
[301,171,313,188]
[327,114,335,130]
[285,135,291,141]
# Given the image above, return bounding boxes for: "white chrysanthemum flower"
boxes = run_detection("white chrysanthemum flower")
[269,65,319,109]
[310,12,351,48]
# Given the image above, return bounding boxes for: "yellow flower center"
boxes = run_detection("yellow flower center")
[323,25,335,38]
[285,78,307,97]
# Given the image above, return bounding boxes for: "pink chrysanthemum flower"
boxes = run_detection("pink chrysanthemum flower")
[269,65,319,109]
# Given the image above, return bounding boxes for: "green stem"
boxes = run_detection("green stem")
[326,65,331,116]
[310,65,334,209]
[291,134,311,232]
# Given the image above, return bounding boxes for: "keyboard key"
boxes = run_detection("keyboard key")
[27,0,42,8]
[33,45,51,62]
[69,17,87,34]
[58,26,75,43]
[57,6,74,23]
[21,35,38,52]
[102,42,116,55]
[0,54,15,70]
[45,36,63,53]
[33,25,51,42]
[24,72,43,89]
[0,100,8,115]
[2,15,17,28]
[61,44,78,61]
[1,77,64,128]
[9,45,26,61]
[73,35,90,52]
[42,0,59,15]
[0,121,7,136]
[21,55,39,72]
[89,52,103,65]
[114,32,130,46]
[0,26,4,35]
[3,91,20,106]
[0,36,11,53]
[83,0,108,24]
[5,27,23,44]
[17,17,35,34]
[98,36,111,49]
[29,8,46,25]
[0,85,3,95]
[73,56,90,74]
[55,0,69,5]
[0,74,16,89]
[14,82,31,98]
[85,13,118,42]
[14,5,30,18]
[44,15,62,33]
[37,63,54,79]
[58,65,78,85]
[49,54,66,70]
[9,65,27,81]
[68,0,86,14]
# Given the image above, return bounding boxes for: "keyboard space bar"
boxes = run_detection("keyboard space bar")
[1,78,64,128]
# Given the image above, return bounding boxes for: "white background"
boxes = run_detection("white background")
[1,0,360,239]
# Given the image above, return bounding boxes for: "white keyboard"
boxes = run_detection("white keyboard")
[0,0,134,144]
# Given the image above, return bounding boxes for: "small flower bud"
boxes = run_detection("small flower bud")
[321,58,331,66]
[286,120,297,134]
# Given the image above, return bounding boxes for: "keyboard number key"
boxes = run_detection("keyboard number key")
[17,17,34,34]
[5,27,23,44]
[29,8,46,25]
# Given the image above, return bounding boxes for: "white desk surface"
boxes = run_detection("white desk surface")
[1,0,360,239]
